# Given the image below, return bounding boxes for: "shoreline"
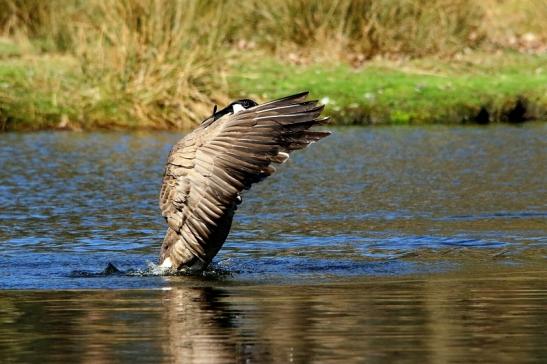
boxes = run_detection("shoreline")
[1,52,546,131]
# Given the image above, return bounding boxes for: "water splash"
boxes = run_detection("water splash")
[69,261,233,279]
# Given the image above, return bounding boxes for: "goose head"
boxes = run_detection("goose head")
[211,98,258,121]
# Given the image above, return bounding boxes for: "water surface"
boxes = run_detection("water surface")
[0,125,546,362]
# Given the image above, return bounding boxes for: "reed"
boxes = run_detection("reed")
[1,0,231,129]
[0,0,545,130]
[482,0,547,51]
[227,0,484,60]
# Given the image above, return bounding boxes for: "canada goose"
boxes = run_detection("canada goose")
[159,92,330,272]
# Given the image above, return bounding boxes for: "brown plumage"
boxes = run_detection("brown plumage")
[159,92,330,271]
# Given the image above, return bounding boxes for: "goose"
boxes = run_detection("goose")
[159,92,330,272]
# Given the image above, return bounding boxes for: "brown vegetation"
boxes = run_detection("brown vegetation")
[0,0,545,130]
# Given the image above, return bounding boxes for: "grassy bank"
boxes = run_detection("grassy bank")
[2,44,545,130]
[230,53,547,124]
[0,0,546,130]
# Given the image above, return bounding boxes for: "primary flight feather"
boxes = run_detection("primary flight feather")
[159,92,330,272]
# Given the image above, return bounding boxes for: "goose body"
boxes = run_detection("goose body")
[159,92,330,271]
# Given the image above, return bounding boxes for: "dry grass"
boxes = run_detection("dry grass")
[481,0,547,53]
[230,0,484,62]
[70,0,232,129]
[1,0,231,129]
[0,0,545,130]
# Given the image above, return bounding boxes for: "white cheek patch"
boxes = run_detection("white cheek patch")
[232,104,245,114]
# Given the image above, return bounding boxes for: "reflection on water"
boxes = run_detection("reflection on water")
[0,125,546,361]
[1,272,546,363]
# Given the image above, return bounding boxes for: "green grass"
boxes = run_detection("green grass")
[1,40,546,130]
[229,53,547,124]
[0,54,134,130]
[1,1,546,130]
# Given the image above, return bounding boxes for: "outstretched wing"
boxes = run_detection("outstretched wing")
[159,92,330,267]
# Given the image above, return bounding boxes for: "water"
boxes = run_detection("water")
[1,125,546,362]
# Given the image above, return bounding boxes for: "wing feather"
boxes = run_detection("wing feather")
[159,92,330,268]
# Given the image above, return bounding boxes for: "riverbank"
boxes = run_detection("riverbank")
[230,52,547,125]
[1,0,546,131]
[1,46,545,131]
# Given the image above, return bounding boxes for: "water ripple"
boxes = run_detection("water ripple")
[0,126,546,289]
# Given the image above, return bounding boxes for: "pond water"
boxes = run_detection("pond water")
[0,125,546,362]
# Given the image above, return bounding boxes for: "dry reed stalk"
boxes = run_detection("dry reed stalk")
[1,0,544,129]
[69,0,230,128]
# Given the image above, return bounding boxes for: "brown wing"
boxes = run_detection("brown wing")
[159,92,330,269]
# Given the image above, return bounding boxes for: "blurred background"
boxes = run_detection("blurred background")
[0,0,546,130]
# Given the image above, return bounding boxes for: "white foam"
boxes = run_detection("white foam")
[160,257,173,268]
